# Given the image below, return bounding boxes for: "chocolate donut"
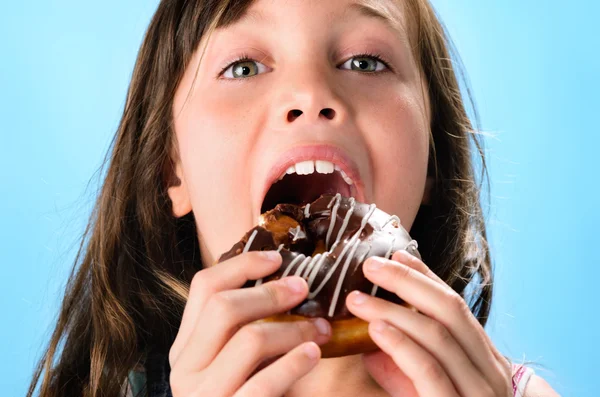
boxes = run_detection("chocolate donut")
[217,193,421,358]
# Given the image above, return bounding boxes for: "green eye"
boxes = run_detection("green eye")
[341,55,387,73]
[230,61,259,78]
[222,58,268,79]
[353,58,375,71]
[220,53,389,80]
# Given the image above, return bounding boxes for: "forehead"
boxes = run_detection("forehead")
[221,0,408,40]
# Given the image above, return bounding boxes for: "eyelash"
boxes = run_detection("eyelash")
[217,51,393,80]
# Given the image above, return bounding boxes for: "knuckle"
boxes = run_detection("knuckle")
[169,369,187,396]
[168,344,179,367]
[403,254,420,269]
[208,292,237,322]
[190,270,208,293]
[492,362,513,396]
[387,328,407,349]
[241,323,268,352]
[397,263,413,279]
[502,364,513,384]
[421,359,446,381]
[429,322,453,345]
[263,283,284,308]
[500,357,512,375]
[445,290,469,313]
[294,321,317,341]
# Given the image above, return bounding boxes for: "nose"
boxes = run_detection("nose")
[271,62,348,128]
[287,107,336,123]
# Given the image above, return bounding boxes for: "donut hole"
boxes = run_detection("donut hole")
[261,171,351,213]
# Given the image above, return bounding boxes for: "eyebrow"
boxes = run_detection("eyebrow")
[239,1,405,38]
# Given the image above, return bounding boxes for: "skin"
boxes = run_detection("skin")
[167,0,559,395]
[168,0,431,263]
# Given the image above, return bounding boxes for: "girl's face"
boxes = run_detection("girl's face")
[169,0,431,266]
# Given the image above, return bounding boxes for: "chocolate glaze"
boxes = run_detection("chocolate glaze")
[218,194,421,321]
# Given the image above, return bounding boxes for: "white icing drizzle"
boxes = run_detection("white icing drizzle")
[306,253,329,287]
[327,194,339,209]
[295,253,321,277]
[308,234,356,299]
[243,230,258,253]
[370,237,396,297]
[300,254,322,279]
[325,194,342,249]
[256,244,284,287]
[290,225,302,242]
[327,204,376,316]
[254,195,410,317]
[329,236,362,316]
[333,197,355,248]
[382,215,401,229]
[356,249,369,269]
[304,203,311,218]
[307,204,375,307]
[282,254,306,277]
[293,256,312,277]
[369,284,377,297]
[384,237,396,261]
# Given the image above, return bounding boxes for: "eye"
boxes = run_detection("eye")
[218,52,391,80]
[221,56,269,79]
[339,53,389,73]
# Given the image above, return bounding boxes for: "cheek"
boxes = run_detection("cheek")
[177,84,255,188]
[175,103,256,260]
[361,86,429,229]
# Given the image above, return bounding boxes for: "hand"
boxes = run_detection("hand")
[169,251,332,397]
[345,250,513,397]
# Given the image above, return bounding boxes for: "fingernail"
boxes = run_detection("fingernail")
[302,342,320,360]
[365,257,385,272]
[284,277,306,294]
[260,250,281,263]
[350,291,368,305]
[311,318,331,336]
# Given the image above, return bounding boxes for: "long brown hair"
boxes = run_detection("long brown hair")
[28,0,492,395]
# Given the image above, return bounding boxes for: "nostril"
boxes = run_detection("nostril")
[288,109,303,122]
[320,108,335,120]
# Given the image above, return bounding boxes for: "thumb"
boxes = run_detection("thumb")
[362,350,418,397]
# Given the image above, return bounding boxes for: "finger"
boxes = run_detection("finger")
[347,292,493,396]
[170,250,282,365]
[233,342,321,397]
[392,250,446,286]
[206,318,331,395]
[362,256,502,388]
[174,276,309,373]
[393,250,509,368]
[369,320,460,396]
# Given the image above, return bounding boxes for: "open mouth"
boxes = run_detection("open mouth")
[260,161,354,213]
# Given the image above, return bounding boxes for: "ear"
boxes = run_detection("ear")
[166,159,193,218]
[421,175,435,205]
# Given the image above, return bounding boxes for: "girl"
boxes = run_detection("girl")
[28,0,559,396]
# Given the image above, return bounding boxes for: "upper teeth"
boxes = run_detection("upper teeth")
[278,160,354,185]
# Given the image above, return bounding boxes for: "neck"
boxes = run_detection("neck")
[284,353,388,397]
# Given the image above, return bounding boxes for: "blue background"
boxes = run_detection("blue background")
[1,1,597,395]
